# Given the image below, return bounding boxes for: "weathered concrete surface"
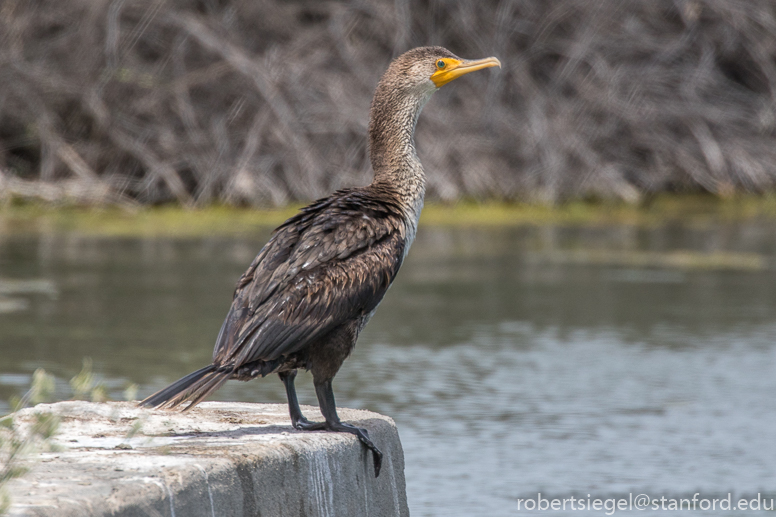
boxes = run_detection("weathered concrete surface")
[7,401,408,517]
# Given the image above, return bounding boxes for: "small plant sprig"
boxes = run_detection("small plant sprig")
[0,358,139,514]
[0,369,60,515]
[70,358,108,402]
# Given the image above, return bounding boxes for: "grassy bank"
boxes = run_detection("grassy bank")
[2,194,776,237]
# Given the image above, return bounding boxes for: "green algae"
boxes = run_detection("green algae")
[2,194,776,237]
[529,249,768,271]
[419,194,776,227]
[0,204,301,237]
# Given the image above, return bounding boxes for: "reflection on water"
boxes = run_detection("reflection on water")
[2,223,776,516]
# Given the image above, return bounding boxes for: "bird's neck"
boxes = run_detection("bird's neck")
[367,82,435,228]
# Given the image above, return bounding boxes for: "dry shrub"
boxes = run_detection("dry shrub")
[1,0,775,206]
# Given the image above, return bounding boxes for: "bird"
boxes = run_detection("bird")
[141,46,501,477]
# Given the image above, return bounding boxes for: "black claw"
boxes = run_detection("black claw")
[290,419,384,476]
[327,422,383,477]
[372,448,383,477]
[291,414,312,428]
[294,419,326,431]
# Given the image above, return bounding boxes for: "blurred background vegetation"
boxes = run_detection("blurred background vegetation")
[1,0,776,207]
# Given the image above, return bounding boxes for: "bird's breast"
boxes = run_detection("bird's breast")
[402,200,423,259]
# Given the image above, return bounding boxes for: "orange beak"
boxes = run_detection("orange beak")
[430,56,502,87]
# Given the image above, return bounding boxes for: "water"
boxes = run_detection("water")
[2,222,776,516]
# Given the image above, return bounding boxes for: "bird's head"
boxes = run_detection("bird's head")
[385,46,501,93]
[368,46,501,174]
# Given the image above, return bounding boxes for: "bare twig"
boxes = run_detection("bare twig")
[175,14,323,199]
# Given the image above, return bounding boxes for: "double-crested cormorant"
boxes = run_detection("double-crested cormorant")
[141,47,501,477]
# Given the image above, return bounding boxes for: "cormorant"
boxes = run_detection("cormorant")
[141,47,501,477]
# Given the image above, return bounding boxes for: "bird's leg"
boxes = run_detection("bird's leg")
[279,370,320,429]
[309,379,383,477]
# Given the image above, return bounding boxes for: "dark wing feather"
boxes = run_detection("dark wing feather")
[213,188,406,366]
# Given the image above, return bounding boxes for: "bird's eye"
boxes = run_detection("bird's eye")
[437,60,445,69]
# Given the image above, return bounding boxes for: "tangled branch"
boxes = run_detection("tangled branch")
[1,0,775,205]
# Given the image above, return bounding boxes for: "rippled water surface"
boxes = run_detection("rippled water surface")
[2,222,776,516]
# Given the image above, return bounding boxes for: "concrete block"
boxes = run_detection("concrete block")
[7,401,408,517]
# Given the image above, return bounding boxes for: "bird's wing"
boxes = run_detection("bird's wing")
[212,189,406,366]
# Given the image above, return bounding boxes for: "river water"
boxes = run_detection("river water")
[2,222,776,516]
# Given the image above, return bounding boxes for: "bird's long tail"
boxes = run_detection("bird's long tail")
[140,364,233,410]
